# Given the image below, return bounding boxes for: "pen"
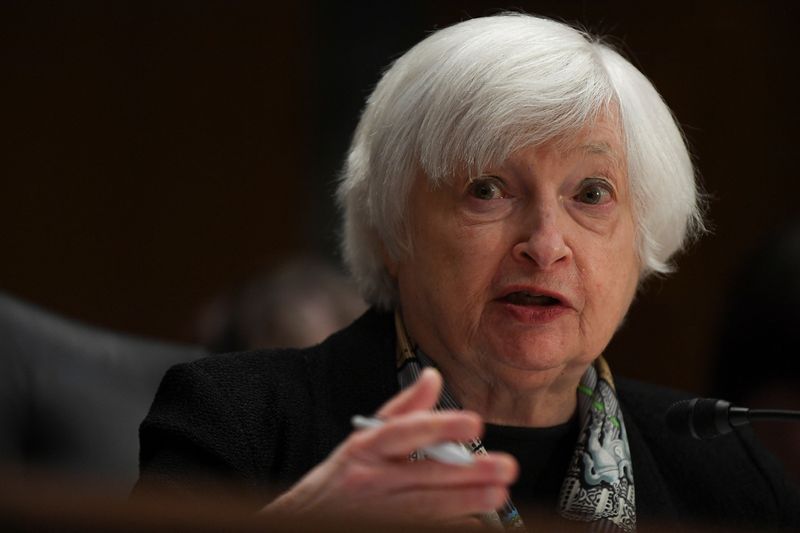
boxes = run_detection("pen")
[351,414,475,465]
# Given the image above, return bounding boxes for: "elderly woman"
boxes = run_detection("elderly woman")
[136,14,800,531]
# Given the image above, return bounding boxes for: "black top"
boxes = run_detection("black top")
[136,309,800,530]
[483,419,578,519]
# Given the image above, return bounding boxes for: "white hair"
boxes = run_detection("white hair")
[337,13,704,309]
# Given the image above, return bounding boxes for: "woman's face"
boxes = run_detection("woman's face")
[388,114,640,392]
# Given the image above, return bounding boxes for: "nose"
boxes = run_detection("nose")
[512,205,571,269]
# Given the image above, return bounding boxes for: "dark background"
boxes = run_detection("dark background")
[2,0,797,394]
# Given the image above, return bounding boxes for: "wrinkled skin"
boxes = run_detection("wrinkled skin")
[390,114,640,426]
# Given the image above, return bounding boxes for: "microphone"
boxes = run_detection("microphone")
[665,398,800,439]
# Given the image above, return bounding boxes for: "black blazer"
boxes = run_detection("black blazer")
[136,309,800,530]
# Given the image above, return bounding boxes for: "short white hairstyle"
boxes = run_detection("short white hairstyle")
[337,13,704,309]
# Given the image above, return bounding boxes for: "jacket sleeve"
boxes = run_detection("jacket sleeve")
[132,361,272,501]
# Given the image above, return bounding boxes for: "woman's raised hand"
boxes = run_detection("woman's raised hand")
[263,368,518,525]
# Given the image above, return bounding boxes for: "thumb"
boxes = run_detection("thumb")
[377,367,442,418]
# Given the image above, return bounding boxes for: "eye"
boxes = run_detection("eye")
[467,177,506,200]
[574,178,613,205]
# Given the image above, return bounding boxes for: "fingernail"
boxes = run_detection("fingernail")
[421,367,440,379]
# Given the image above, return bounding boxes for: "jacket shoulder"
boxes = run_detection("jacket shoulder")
[137,308,399,492]
[169,306,394,403]
[178,347,310,401]
[137,347,314,487]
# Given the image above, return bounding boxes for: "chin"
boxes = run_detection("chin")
[482,336,584,374]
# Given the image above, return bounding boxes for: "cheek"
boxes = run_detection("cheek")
[406,222,512,336]
[581,227,639,335]
[426,216,508,283]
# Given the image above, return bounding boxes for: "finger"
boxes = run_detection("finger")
[347,410,482,460]
[333,453,517,495]
[382,453,518,491]
[387,485,508,522]
[377,367,442,417]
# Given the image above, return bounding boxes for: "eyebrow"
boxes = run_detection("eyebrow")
[575,141,625,168]
[581,141,615,155]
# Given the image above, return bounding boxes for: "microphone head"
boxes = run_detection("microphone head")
[665,398,698,438]
[666,398,733,439]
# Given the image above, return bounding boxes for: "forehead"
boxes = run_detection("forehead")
[555,111,625,162]
[489,112,627,175]
[421,105,627,188]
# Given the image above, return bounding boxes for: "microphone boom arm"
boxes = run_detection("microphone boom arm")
[666,398,800,440]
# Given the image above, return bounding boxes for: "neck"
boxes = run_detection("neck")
[433,354,586,427]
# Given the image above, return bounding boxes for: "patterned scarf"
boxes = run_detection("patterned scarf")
[394,313,636,532]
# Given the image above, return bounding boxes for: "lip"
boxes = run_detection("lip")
[496,285,574,308]
[493,285,574,325]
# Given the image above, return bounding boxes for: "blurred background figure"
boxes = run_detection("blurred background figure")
[0,293,204,493]
[194,256,367,352]
[0,256,364,493]
[712,221,800,483]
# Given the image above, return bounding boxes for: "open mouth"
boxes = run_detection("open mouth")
[502,291,562,306]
